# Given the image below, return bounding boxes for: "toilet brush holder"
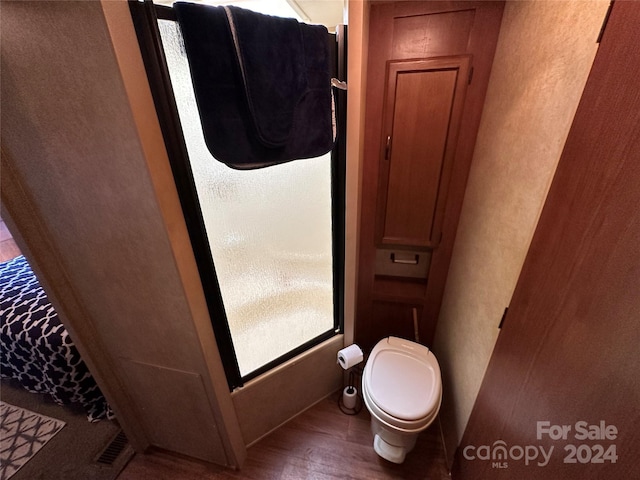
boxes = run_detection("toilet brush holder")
[343,386,357,410]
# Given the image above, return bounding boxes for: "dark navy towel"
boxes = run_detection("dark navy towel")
[174,2,335,169]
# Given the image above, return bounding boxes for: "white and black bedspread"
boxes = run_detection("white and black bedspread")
[0,255,111,421]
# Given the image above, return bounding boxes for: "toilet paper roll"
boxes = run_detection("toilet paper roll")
[337,344,364,369]
[343,386,357,410]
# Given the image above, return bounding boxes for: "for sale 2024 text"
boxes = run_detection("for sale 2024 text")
[537,421,618,465]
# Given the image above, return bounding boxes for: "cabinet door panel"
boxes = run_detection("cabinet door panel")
[377,56,470,248]
[392,8,475,58]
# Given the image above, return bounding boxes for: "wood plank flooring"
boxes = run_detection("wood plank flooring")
[118,392,450,480]
[0,217,21,262]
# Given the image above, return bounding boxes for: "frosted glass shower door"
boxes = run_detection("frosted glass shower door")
[159,20,336,377]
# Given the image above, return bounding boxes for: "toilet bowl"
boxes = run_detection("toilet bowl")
[362,336,442,464]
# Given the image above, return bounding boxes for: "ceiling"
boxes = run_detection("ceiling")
[152,0,346,31]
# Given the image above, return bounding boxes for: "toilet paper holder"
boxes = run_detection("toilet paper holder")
[340,369,364,414]
[337,344,365,415]
[337,344,364,370]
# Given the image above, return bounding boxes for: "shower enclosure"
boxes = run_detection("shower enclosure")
[131,1,346,388]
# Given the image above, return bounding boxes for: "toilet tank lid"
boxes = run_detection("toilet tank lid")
[366,337,441,421]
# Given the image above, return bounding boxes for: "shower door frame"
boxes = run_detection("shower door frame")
[129,0,346,391]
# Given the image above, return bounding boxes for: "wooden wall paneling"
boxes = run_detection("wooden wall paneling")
[356,1,504,352]
[454,2,640,478]
[391,8,475,58]
[368,301,424,349]
[356,2,396,353]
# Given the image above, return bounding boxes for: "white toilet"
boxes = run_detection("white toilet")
[362,336,442,464]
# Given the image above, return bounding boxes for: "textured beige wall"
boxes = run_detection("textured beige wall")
[432,0,610,464]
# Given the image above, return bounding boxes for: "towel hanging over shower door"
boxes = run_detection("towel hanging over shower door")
[174,2,336,169]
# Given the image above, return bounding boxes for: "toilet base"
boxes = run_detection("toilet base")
[370,416,419,464]
[374,434,407,464]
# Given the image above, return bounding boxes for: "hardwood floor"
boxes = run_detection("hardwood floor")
[118,392,450,480]
[0,217,21,262]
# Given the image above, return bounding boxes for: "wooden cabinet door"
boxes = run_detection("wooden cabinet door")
[454,3,640,478]
[377,56,471,249]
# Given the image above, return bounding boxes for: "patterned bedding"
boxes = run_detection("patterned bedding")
[0,255,111,421]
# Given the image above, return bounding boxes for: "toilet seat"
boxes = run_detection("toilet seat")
[363,337,442,432]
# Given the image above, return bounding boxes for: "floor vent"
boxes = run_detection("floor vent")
[94,430,128,466]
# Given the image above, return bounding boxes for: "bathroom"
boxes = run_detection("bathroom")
[2,1,638,479]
